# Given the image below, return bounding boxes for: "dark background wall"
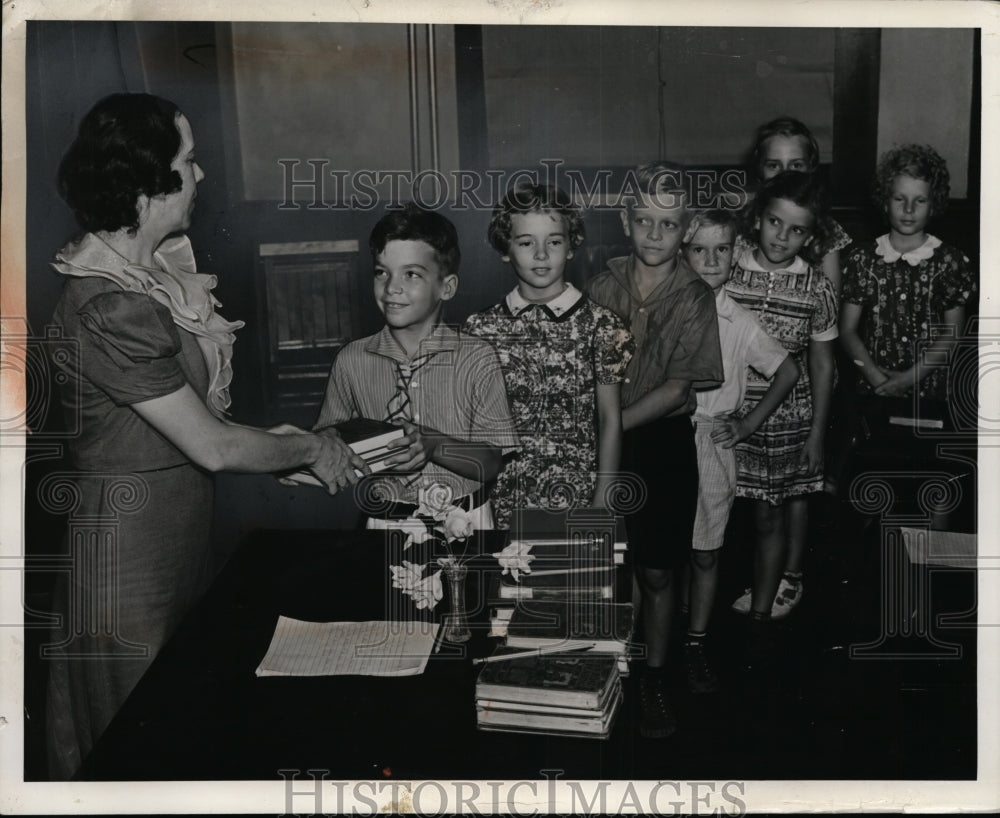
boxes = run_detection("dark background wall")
[24,21,980,556]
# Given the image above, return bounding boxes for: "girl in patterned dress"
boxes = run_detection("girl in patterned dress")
[839,145,976,512]
[725,171,838,636]
[463,182,634,530]
[731,118,852,618]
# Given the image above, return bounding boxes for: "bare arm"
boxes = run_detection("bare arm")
[712,355,800,448]
[381,419,504,483]
[592,382,623,507]
[132,384,367,493]
[801,338,835,475]
[621,378,691,432]
[839,301,888,389]
[821,249,842,298]
[874,306,966,397]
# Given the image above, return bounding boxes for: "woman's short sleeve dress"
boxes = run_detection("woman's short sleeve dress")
[45,279,215,779]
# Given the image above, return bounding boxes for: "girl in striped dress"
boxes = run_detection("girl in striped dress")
[724,171,838,638]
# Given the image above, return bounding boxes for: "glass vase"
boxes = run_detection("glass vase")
[440,563,471,643]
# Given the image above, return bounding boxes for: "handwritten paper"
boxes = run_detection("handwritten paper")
[255,617,440,677]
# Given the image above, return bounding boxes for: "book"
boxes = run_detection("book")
[475,651,619,709]
[889,415,945,430]
[505,601,635,655]
[508,508,628,551]
[281,418,405,485]
[477,684,622,738]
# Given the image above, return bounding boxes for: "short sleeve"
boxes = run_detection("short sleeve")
[593,306,635,385]
[664,283,724,388]
[840,246,872,306]
[824,218,853,254]
[930,246,977,313]
[77,291,186,405]
[809,272,839,342]
[463,339,519,453]
[745,322,789,380]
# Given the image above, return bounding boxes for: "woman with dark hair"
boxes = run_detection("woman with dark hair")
[44,93,365,778]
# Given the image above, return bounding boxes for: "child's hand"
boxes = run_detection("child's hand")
[382,420,437,472]
[799,430,825,477]
[710,415,751,449]
[873,370,913,397]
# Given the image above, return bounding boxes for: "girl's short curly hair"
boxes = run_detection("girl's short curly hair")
[58,93,184,235]
[872,143,951,217]
[487,182,585,255]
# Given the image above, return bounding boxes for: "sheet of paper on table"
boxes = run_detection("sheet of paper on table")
[255,617,440,677]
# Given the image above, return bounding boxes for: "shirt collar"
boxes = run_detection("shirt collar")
[367,322,460,364]
[606,254,701,304]
[505,282,583,318]
[714,286,736,322]
[874,233,941,266]
[737,246,810,276]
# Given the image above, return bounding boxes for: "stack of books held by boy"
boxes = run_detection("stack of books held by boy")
[474,648,623,739]
[281,418,406,485]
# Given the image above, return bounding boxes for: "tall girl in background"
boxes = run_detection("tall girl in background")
[839,145,976,500]
[739,117,852,294]
[725,171,838,648]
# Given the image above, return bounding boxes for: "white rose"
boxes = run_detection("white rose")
[416,483,455,521]
[441,507,475,542]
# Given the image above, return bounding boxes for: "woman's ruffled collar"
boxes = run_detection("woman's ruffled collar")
[52,233,245,417]
[874,233,941,266]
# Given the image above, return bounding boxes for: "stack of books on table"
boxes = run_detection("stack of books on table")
[493,508,628,603]
[475,650,622,739]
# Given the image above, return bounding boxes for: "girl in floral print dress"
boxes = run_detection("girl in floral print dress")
[839,145,976,505]
[463,182,634,530]
[724,171,838,640]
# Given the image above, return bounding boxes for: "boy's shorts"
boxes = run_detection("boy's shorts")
[692,418,737,551]
[621,413,698,570]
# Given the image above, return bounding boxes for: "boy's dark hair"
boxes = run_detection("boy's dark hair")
[749,116,821,179]
[753,171,832,263]
[487,182,585,255]
[369,202,461,277]
[691,208,737,235]
[872,143,950,217]
[58,93,184,235]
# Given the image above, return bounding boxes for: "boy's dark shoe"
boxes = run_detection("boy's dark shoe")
[683,639,720,694]
[637,674,677,738]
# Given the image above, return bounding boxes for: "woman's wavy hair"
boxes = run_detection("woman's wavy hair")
[487,182,585,255]
[751,170,832,263]
[749,116,821,181]
[58,93,184,235]
[872,143,951,217]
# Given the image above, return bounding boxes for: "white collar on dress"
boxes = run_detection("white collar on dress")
[874,233,941,266]
[505,282,583,318]
[736,246,809,276]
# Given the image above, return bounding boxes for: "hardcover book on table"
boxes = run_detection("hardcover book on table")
[474,651,620,709]
[508,508,628,552]
[504,601,635,654]
[476,683,622,738]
